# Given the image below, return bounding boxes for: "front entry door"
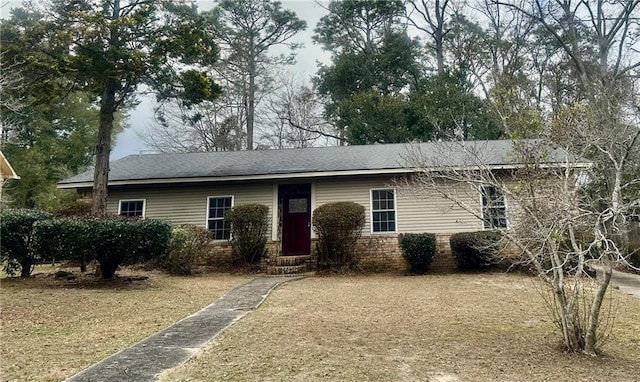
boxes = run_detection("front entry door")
[280,184,311,255]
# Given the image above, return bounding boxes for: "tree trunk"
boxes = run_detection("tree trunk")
[20,260,33,278]
[584,265,612,355]
[247,60,256,150]
[91,79,117,217]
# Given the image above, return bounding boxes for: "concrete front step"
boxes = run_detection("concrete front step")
[265,255,315,275]
[274,255,313,267]
[266,264,309,275]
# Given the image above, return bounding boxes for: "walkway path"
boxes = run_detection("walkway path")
[610,269,640,299]
[65,277,297,382]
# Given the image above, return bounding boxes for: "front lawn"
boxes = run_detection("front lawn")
[160,273,640,382]
[0,268,250,382]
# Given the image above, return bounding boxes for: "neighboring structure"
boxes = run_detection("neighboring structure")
[0,150,20,203]
[58,140,588,273]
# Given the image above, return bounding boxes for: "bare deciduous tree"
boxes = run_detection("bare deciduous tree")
[406,116,638,354]
[0,54,24,143]
[261,73,336,149]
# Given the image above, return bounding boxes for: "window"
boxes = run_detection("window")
[481,186,507,229]
[207,196,233,240]
[371,189,396,233]
[119,200,145,217]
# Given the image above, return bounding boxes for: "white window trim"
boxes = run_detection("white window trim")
[479,185,508,230]
[205,195,234,241]
[370,188,398,234]
[118,199,146,218]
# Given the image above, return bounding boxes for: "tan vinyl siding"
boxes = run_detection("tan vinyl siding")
[106,182,274,233]
[314,176,483,235]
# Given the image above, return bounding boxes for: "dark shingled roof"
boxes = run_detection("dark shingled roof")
[59,140,587,186]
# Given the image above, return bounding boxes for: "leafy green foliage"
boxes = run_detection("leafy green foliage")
[32,218,90,271]
[411,72,502,140]
[314,2,420,142]
[312,202,365,270]
[399,233,437,274]
[314,1,501,144]
[1,92,108,210]
[83,218,171,279]
[163,225,211,275]
[450,231,503,271]
[0,209,52,277]
[1,1,222,216]
[225,204,270,266]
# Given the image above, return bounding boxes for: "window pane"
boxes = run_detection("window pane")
[120,200,143,217]
[371,190,396,233]
[207,197,232,240]
[481,186,507,229]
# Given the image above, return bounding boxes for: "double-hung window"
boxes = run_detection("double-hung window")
[481,185,507,229]
[371,189,396,233]
[119,199,145,217]
[207,196,233,240]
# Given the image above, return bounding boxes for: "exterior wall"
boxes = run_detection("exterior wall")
[314,175,484,235]
[105,174,510,263]
[106,182,275,237]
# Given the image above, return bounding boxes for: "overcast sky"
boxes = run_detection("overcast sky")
[115,0,331,158]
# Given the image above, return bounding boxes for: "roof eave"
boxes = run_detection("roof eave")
[57,161,592,189]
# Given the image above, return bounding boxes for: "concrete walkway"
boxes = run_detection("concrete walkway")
[610,269,640,299]
[65,277,297,382]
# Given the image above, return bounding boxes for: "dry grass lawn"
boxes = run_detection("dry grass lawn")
[0,267,250,382]
[161,273,640,382]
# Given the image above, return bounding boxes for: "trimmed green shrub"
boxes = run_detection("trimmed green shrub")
[450,231,503,271]
[399,233,436,274]
[85,217,171,279]
[225,204,269,267]
[0,209,52,277]
[164,225,211,275]
[53,201,92,218]
[312,202,365,270]
[32,218,91,271]
[128,219,172,264]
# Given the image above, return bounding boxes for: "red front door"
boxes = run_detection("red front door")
[280,184,311,255]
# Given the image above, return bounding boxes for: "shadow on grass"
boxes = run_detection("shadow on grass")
[0,269,156,291]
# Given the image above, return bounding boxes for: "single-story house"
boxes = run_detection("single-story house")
[58,140,588,273]
[0,150,20,202]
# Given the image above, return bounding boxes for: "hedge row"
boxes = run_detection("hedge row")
[0,209,171,279]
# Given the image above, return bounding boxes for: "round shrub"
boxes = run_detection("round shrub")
[450,231,503,271]
[399,233,436,274]
[164,225,211,275]
[0,208,52,277]
[312,202,365,270]
[225,204,269,267]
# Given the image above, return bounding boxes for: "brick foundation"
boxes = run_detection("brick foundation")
[202,241,279,270]
[203,234,461,273]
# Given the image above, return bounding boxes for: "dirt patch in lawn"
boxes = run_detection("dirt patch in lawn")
[0,267,251,382]
[160,273,640,382]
